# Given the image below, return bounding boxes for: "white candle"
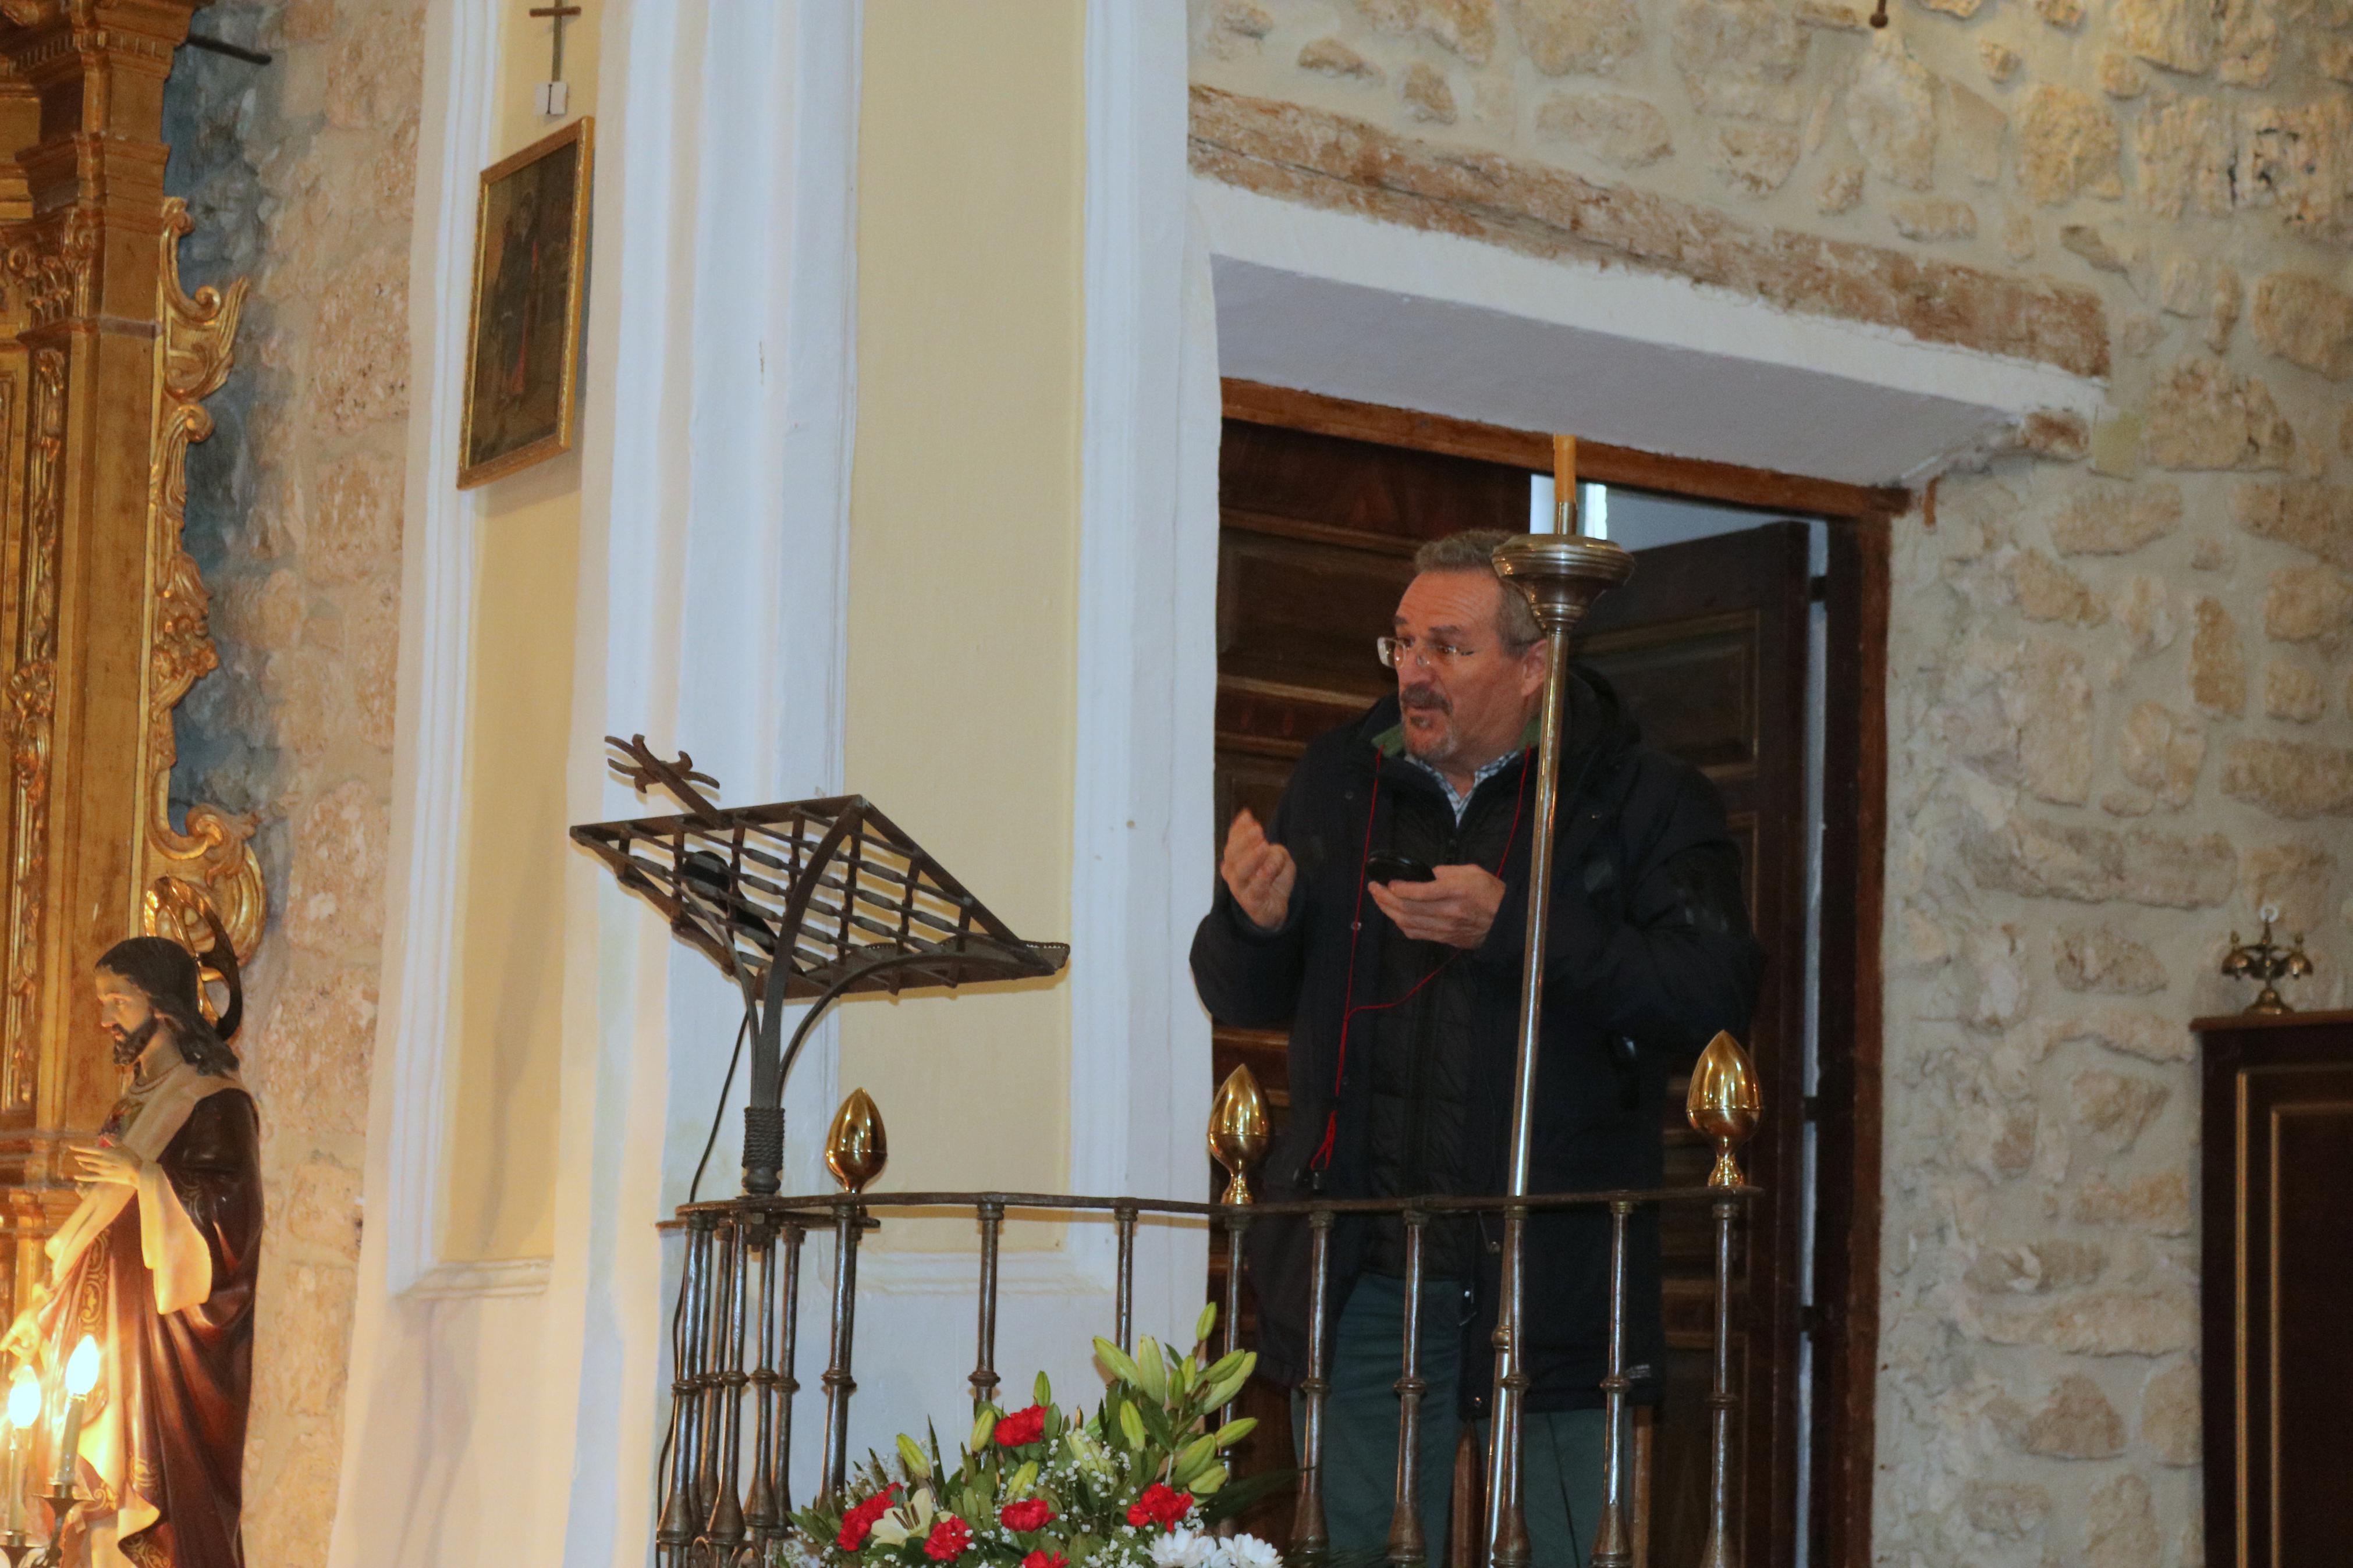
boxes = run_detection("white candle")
[49,1338,96,1495]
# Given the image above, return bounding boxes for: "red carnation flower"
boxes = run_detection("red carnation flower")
[1125,1482,1193,1530]
[922,1514,973,1560]
[1023,1553,1069,1568]
[999,1498,1055,1531]
[835,1484,900,1551]
[993,1404,1048,1447]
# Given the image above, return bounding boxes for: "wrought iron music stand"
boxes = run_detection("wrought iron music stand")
[572,735,1071,1196]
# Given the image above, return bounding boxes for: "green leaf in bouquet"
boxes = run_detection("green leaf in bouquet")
[1194,1300,1218,1347]
[1093,1337,1144,1388]
[896,1432,932,1480]
[1197,1466,1296,1526]
[1035,1370,1052,1407]
[1210,1416,1259,1449]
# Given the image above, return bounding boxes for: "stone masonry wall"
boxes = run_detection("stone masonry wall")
[163,1,422,1562]
[1193,2,2352,1563]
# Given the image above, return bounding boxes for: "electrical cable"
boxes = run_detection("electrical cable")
[688,1008,755,1204]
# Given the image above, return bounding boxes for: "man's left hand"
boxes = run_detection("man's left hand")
[1368,864,1507,949]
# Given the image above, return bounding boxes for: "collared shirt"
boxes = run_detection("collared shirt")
[1369,711,1545,824]
[1405,749,1518,824]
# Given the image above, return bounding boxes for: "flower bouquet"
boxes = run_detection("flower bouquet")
[790,1305,1288,1566]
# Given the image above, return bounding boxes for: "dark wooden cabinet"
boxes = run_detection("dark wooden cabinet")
[2196,1008,2353,1568]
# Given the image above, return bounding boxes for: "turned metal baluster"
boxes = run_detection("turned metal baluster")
[1489,1203,1534,1565]
[772,1222,806,1518]
[1220,1210,1248,1421]
[819,1199,866,1502]
[971,1200,1004,1410]
[705,1219,750,1551]
[1591,1201,1635,1568]
[742,1219,780,1544]
[685,1216,721,1527]
[1697,1196,1741,1568]
[1291,1208,1335,1558]
[657,1216,715,1557]
[1385,1211,1429,1567]
[1114,1203,1138,1353]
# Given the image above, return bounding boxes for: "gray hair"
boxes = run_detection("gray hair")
[1411,530,1543,649]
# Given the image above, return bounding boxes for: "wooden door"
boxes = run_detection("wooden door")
[1208,417,1815,1568]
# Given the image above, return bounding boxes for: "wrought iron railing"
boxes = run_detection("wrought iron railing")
[655,1182,1752,1568]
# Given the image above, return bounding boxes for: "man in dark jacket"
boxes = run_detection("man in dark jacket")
[1190,531,1761,1563]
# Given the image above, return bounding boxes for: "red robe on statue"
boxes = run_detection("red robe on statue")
[30,1051,261,1568]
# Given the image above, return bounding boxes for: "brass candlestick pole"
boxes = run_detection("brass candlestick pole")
[1481,456,1635,1567]
[1687,1031,1761,1568]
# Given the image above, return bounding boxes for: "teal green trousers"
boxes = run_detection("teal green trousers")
[1294,1274,1606,1566]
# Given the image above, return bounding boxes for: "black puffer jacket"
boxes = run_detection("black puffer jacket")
[1189,670,1761,1417]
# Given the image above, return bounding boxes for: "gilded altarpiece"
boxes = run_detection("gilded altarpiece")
[0,2,263,1324]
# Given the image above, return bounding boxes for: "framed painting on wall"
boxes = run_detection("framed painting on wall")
[459,118,594,489]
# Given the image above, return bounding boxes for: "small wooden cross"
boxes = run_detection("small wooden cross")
[528,3,583,116]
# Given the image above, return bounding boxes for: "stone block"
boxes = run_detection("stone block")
[1847,33,1937,192]
[1961,1480,2052,1540]
[1357,0,1498,63]
[2143,358,2292,471]
[2217,0,2279,88]
[2013,410,2089,460]
[286,780,391,954]
[1300,38,1384,81]
[1401,62,1457,124]
[2100,51,2145,99]
[1978,1283,2196,1354]
[1511,0,1643,76]
[2138,1359,2199,1464]
[2323,35,2353,85]
[1890,196,1976,241]
[1940,638,2095,804]
[2072,1069,2171,1151]
[250,1260,355,1419]
[1969,1238,2106,1293]
[1945,79,2006,185]
[2242,97,2353,241]
[325,4,424,134]
[2118,701,2203,807]
[312,247,410,437]
[1816,161,1862,214]
[2114,574,2179,655]
[2061,1007,2194,1062]
[284,1155,364,1260]
[2071,1170,2193,1233]
[2136,97,2235,220]
[2018,86,2122,205]
[2233,480,2353,570]
[2114,0,2212,74]
[1965,817,2235,907]
[2251,272,2353,379]
[2034,0,2085,26]
[2209,263,2244,351]
[2003,1372,2126,1457]
[252,965,377,1143]
[2240,840,2337,932]
[2086,1471,2161,1568]
[1981,41,2022,83]
[2009,549,2105,623]
[307,450,400,582]
[2189,598,2246,716]
[1708,125,1799,193]
[1534,92,1672,166]
[2265,660,2326,721]
[2262,564,2353,641]
[2220,737,2353,817]
[1215,0,1276,39]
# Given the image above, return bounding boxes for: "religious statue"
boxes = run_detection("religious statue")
[3,933,261,1568]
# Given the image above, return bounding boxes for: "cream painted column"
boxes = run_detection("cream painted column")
[332,2,860,1565]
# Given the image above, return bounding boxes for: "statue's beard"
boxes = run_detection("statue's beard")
[109,1016,158,1068]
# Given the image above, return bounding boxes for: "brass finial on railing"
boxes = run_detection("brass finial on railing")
[825,1089,888,1193]
[1208,1064,1270,1205]
[1687,1030,1762,1189]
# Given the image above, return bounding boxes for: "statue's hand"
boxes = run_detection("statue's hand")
[71,1142,138,1189]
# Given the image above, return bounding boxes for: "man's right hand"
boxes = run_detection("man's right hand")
[1220,809,1296,931]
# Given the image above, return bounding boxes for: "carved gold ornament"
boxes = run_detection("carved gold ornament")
[139,198,263,965]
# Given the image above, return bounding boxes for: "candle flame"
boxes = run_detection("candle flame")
[63,1338,97,1398]
[5,1367,35,1428]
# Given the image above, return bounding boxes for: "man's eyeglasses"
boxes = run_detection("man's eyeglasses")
[1376,635,1478,670]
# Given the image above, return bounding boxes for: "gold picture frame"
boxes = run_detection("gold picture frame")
[459,118,594,489]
